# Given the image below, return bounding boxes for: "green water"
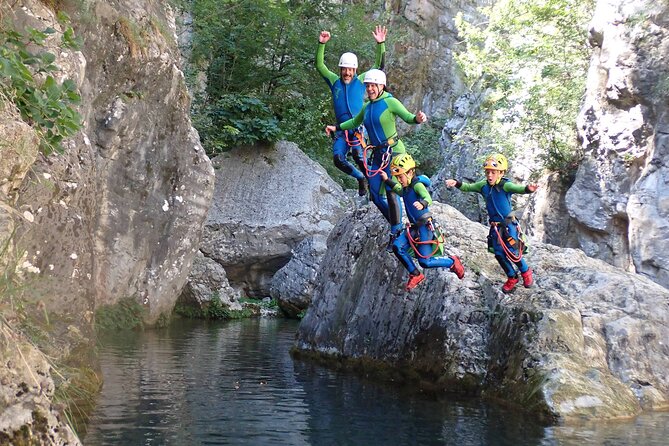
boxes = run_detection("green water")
[84,318,669,445]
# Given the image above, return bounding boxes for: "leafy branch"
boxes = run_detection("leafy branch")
[0,22,82,155]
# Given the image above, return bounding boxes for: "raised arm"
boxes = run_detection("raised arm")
[316,30,338,83]
[372,25,387,69]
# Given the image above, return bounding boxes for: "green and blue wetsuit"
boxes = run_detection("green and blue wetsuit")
[338,91,419,233]
[316,41,385,181]
[455,178,532,277]
[385,175,455,273]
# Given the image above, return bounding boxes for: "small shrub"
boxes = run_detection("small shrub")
[0,23,82,155]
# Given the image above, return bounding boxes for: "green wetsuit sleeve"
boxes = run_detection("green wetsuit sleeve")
[357,42,386,81]
[339,104,366,131]
[386,97,417,124]
[458,179,486,193]
[413,182,432,205]
[388,180,403,195]
[503,181,530,194]
[316,43,339,84]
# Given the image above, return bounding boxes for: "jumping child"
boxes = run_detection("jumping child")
[445,153,538,293]
[380,153,465,291]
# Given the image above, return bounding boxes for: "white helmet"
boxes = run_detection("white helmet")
[338,52,358,69]
[364,69,386,86]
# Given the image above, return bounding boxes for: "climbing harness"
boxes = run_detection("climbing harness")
[345,128,366,149]
[360,132,398,177]
[362,143,393,177]
[405,218,446,259]
[491,220,527,263]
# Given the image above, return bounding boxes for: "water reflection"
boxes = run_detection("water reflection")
[85,318,669,446]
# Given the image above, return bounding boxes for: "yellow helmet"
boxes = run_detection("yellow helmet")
[482,153,508,171]
[390,153,416,176]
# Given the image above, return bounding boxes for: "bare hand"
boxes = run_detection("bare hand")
[415,111,427,123]
[445,179,457,188]
[319,31,331,44]
[413,201,424,210]
[380,171,388,181]
[527,184,539,193]
[373,25,387,43]
[325,125,336,137]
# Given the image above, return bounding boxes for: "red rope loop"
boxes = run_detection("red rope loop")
[492,223,524,263]
[405,221,445,259]
[362,144,392,177]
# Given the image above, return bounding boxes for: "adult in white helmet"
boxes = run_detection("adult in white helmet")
[326,68,427,251]
[316,26,387,196]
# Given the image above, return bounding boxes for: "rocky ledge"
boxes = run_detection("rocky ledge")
[294,203,668,422]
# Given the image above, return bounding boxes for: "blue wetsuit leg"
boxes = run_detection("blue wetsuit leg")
[416,225,454,269]
[491,225,527,276]
[333,130,364,180]
[385,152,403,234]
[392,231,418,274]
[505,222,529,273]
[368,148,390,222]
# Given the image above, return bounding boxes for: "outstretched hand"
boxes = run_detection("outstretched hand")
[415,111,427,123]
[373,25,387,43]
[325,125,336,137]
[319,31,331,44]
[526,184,539,193]
[445,179,457,188]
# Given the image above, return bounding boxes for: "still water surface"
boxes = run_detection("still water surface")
[85,318,668,445]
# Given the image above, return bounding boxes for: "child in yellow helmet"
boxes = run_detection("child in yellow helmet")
[445,153,538,293]
[380,153,465,291]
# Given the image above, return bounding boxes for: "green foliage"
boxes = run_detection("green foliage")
[454,0,594,176]
[193,93,280,153]
[184,0,383,183]
[403,119,444,177]
[174,297,253,319]
[0,22,82,155]
[94,298,146,332]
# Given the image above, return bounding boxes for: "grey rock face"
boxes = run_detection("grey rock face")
[200,141,350,298]
[0,328,81,444]
[566,0,669,287]
[270,234,329,318]
[295,202,668,420]
[387,0,484,117]
[7,0,214,325]
[178,250,242,311]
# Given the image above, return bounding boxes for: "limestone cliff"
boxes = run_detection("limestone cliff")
[1,0,213,442]
[565,0,669,289]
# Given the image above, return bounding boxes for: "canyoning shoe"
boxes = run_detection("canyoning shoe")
[405,272,425,291]
[521,268,534,288]
[449,256,465,280]
[357,178,367,197]
[502,275,519,293]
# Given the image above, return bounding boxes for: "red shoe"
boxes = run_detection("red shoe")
[450,256,465,280]
[521,268,534,288]
[502,275,519,293]
[406,272,425,291]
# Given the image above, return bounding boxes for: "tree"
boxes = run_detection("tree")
[184,0,384,187]
[454,0,595,177]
